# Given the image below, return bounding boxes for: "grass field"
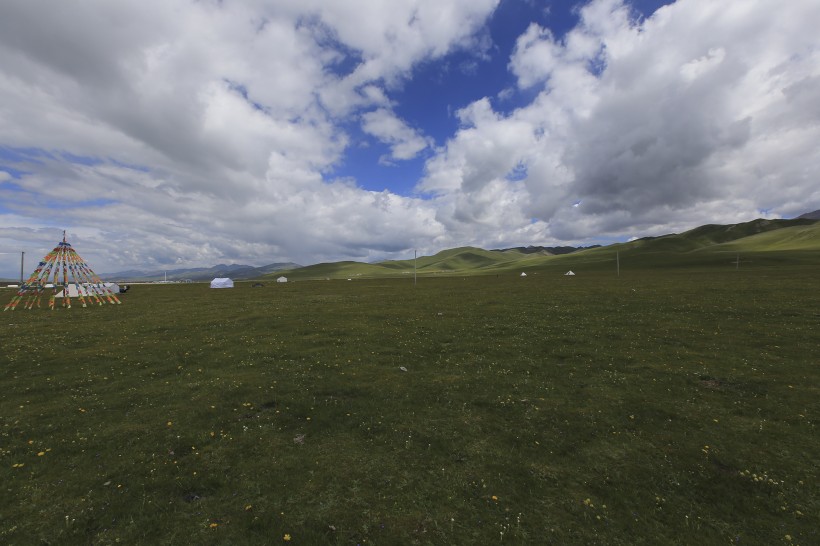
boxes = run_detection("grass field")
[1,266,818,544]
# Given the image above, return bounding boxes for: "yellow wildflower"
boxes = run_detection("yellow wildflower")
[283,533,292,541]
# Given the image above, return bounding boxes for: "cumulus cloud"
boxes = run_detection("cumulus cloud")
[421,0,820,244]
[0,0,500,275]
[361,108,432,162]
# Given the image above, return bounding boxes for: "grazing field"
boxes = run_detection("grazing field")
[1,268,818,545]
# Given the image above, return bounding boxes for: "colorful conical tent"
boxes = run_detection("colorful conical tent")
[4,232,121,311]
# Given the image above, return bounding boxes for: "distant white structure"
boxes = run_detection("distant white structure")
[276,276,288,283]
[55,284,89,298]
[520,272,527,277]
[104,282,120,293]
[565,270,576,276]
[210,277,234,288]
[56,283,119,297]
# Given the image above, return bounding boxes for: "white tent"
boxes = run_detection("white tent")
[565,270,576,276]
[210,277,234,288]
[520,272,527,277]
[276,276,288,283]
[104,282,120,293]
[55,284,117,298]
[55,284,91,298]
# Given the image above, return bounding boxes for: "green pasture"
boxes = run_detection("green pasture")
[1,267,818,544]
[272,218,820,281]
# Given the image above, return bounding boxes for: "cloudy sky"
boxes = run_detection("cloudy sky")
[1,0,819,277]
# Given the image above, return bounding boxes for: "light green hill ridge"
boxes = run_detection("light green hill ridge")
[264,218,820,280]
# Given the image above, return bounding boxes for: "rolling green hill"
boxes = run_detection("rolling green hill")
[265,218,820,280]
[629,218,818,252]
[705,221,820,251]
[417,247,530,272]
[272,247,535,280]
[271,260,392,280]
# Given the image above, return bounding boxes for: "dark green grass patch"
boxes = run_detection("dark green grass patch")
[1,270,818,544]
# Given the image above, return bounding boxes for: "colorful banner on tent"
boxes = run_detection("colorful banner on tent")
[4,232,122,311]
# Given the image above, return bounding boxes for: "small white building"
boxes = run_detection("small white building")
[276,276,288,283]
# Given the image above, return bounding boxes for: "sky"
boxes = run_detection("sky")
[1,0,819,278]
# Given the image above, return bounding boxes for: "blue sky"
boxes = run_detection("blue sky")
[1,0,819,278]
[334,1,676,195]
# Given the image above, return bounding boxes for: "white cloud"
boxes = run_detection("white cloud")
[422,0,820,245]
[509,23,563,89]
[679,47,726,82]
[0,0,502,275]
[361,108,431,162]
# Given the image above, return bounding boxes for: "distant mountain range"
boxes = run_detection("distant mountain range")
[100,262,301,282]
[798,209,820,220]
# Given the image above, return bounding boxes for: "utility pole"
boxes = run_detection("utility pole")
[20,251,24,283]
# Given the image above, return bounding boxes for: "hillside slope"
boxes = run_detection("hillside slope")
[704,222,820,252]
[627,218,818,253]
[270,247,533,280]
[265,218,820,280]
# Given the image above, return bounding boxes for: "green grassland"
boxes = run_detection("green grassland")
[271,218,820,281]
[1,258,818,544]
[276,247,536,280]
